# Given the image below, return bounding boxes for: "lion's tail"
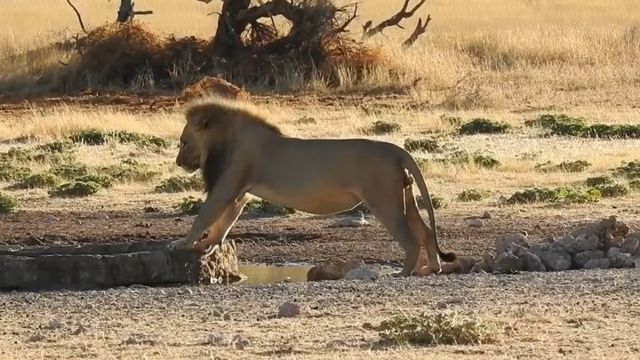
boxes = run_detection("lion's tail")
[399,150,456,263]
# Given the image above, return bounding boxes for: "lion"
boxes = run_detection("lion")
[170,98,456,276]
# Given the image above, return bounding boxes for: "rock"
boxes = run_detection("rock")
[71,324,86,336]
[635,257,640,269]
[471,252,494,273]
[325,340,348,351]
[539,251,571,271]
[482,211,492,219]
[621,237,639,255]
[329,211,368,228]
[206,334,225,346]
[26,333,45,342]
[493,253,522,273]
[552,235,578,255]
[573,251,604,268]
[278,302,302,318]
[464,218,484,228]
[517,250,546,272]
[607,247,634,268]
[495,233,529,254]
[530,242,551,258]
[46,319,63,330]
[441,256,477,274]
[583,258,610,269]
[575,233,602,252]
[230,334,249,350]
[345,266,380,281]
[307,260,364,281]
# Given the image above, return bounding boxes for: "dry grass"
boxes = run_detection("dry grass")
[1,0,640,108]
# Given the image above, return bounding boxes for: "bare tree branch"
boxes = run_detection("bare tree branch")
[65,0,88,34]
[402,14,431,48]
[362,0,427,39]
[116,0,153,23]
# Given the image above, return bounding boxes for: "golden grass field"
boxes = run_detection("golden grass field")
[1,1,640,359]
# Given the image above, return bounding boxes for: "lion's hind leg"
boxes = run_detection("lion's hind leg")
[404,186,442,275]
[361,183,420,277]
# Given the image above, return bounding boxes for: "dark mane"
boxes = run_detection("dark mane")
[185,97,282,135]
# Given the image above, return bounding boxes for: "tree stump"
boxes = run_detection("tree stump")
[0,239,243,291]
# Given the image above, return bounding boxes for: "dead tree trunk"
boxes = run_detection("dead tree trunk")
[210,0,252,58]
[116,0,153,23]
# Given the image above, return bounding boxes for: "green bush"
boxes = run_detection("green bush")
[366,311,494,346]
[526,114,640,138]
[0,164,30,182]
[0,193,18,214]
[101,160,158,183]
[535,160,591,173]
[585,176,614,187]
[35,141,76,153]
[404,138,441,153]
[176,196,203,215]
[0,147,73,164]
[244,199,296,216]
[594,183,629,198]
[155,175,202,193]
[506,187,601,204]
[48,181,102,198]
[15,173,61,189]
[50,163,90,179]
[629,180,640,191]
[368,121,401,135]
[473,154,500,169]
[69,129,171,148]
[75,174,114,188]
[613,160,640,180]
[458,118,510,135]
[458,189,490,202]
[417,195,445,210]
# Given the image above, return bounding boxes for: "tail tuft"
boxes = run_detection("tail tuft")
[439,251,456,263]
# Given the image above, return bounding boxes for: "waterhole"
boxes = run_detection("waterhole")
[237,263,314,285]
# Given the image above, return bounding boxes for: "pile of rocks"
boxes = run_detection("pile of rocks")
[473,216,640,273]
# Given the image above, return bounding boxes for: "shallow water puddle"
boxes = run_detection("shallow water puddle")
[237,263,313,285]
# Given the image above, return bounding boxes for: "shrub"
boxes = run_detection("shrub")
[368,121,401,135]
[50,163,90,179]
[0,193,18,214]
[177,196,203,215]
[75,174,114,188]
[613,160,640,180]
[435,150,470,166]
[0,165,30,182]
[473,154,500,169]
[526,114,640,138]
[15,173,61,189]
[594,184,629,198]
[0,147,73,164]
[535,160,591,173]
[48,181,102,198]
[585,176,614,187]
[506,187,601,204]
[630,180,640,191]
[69,129,171,148]
[404,138,441,153]
[417,195,445,210]
[458,118,510,135]
[102,160,158,182]
[244,199,296,216]
[155,175,202,193]
[35,141,76,153]
[366,311,494,346]
[458,189,490,202]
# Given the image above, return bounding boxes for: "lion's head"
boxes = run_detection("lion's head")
[176,98,281,191]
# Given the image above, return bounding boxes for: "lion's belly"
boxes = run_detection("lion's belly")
[249,185,361,215]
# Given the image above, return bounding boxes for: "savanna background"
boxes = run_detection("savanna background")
[0,0,639,359]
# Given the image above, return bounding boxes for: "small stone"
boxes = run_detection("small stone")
[552,235,578,255]
[345,266,380,281]
[482,211,492,219]
[574,250,605,268]
[435,301,448,310]
[46,319,63,330]
[539,251,571,271]
[222,313,231,321]
[230,334,249,350]
[27,333,45,342]
[71,324,86,335]
[206,334,225,346]
[464,218,484,228]
[621,237,639,255]
[329,211,368,228]
[493,252,522,273]
[575,233,602,252]
[325,340,347,351]
[307,260,364,281]
[278,302,302,318]
[495,233,528,254]
[607,247,634,268]
[583,258,610,269]
[517,250,546,272]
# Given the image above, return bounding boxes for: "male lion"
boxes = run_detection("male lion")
[170,98,455,276]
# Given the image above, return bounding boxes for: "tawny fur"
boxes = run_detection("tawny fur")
[171,97,455,276]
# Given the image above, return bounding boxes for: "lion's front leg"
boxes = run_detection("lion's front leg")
[193,194,249,253]
[171,188,245,251]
